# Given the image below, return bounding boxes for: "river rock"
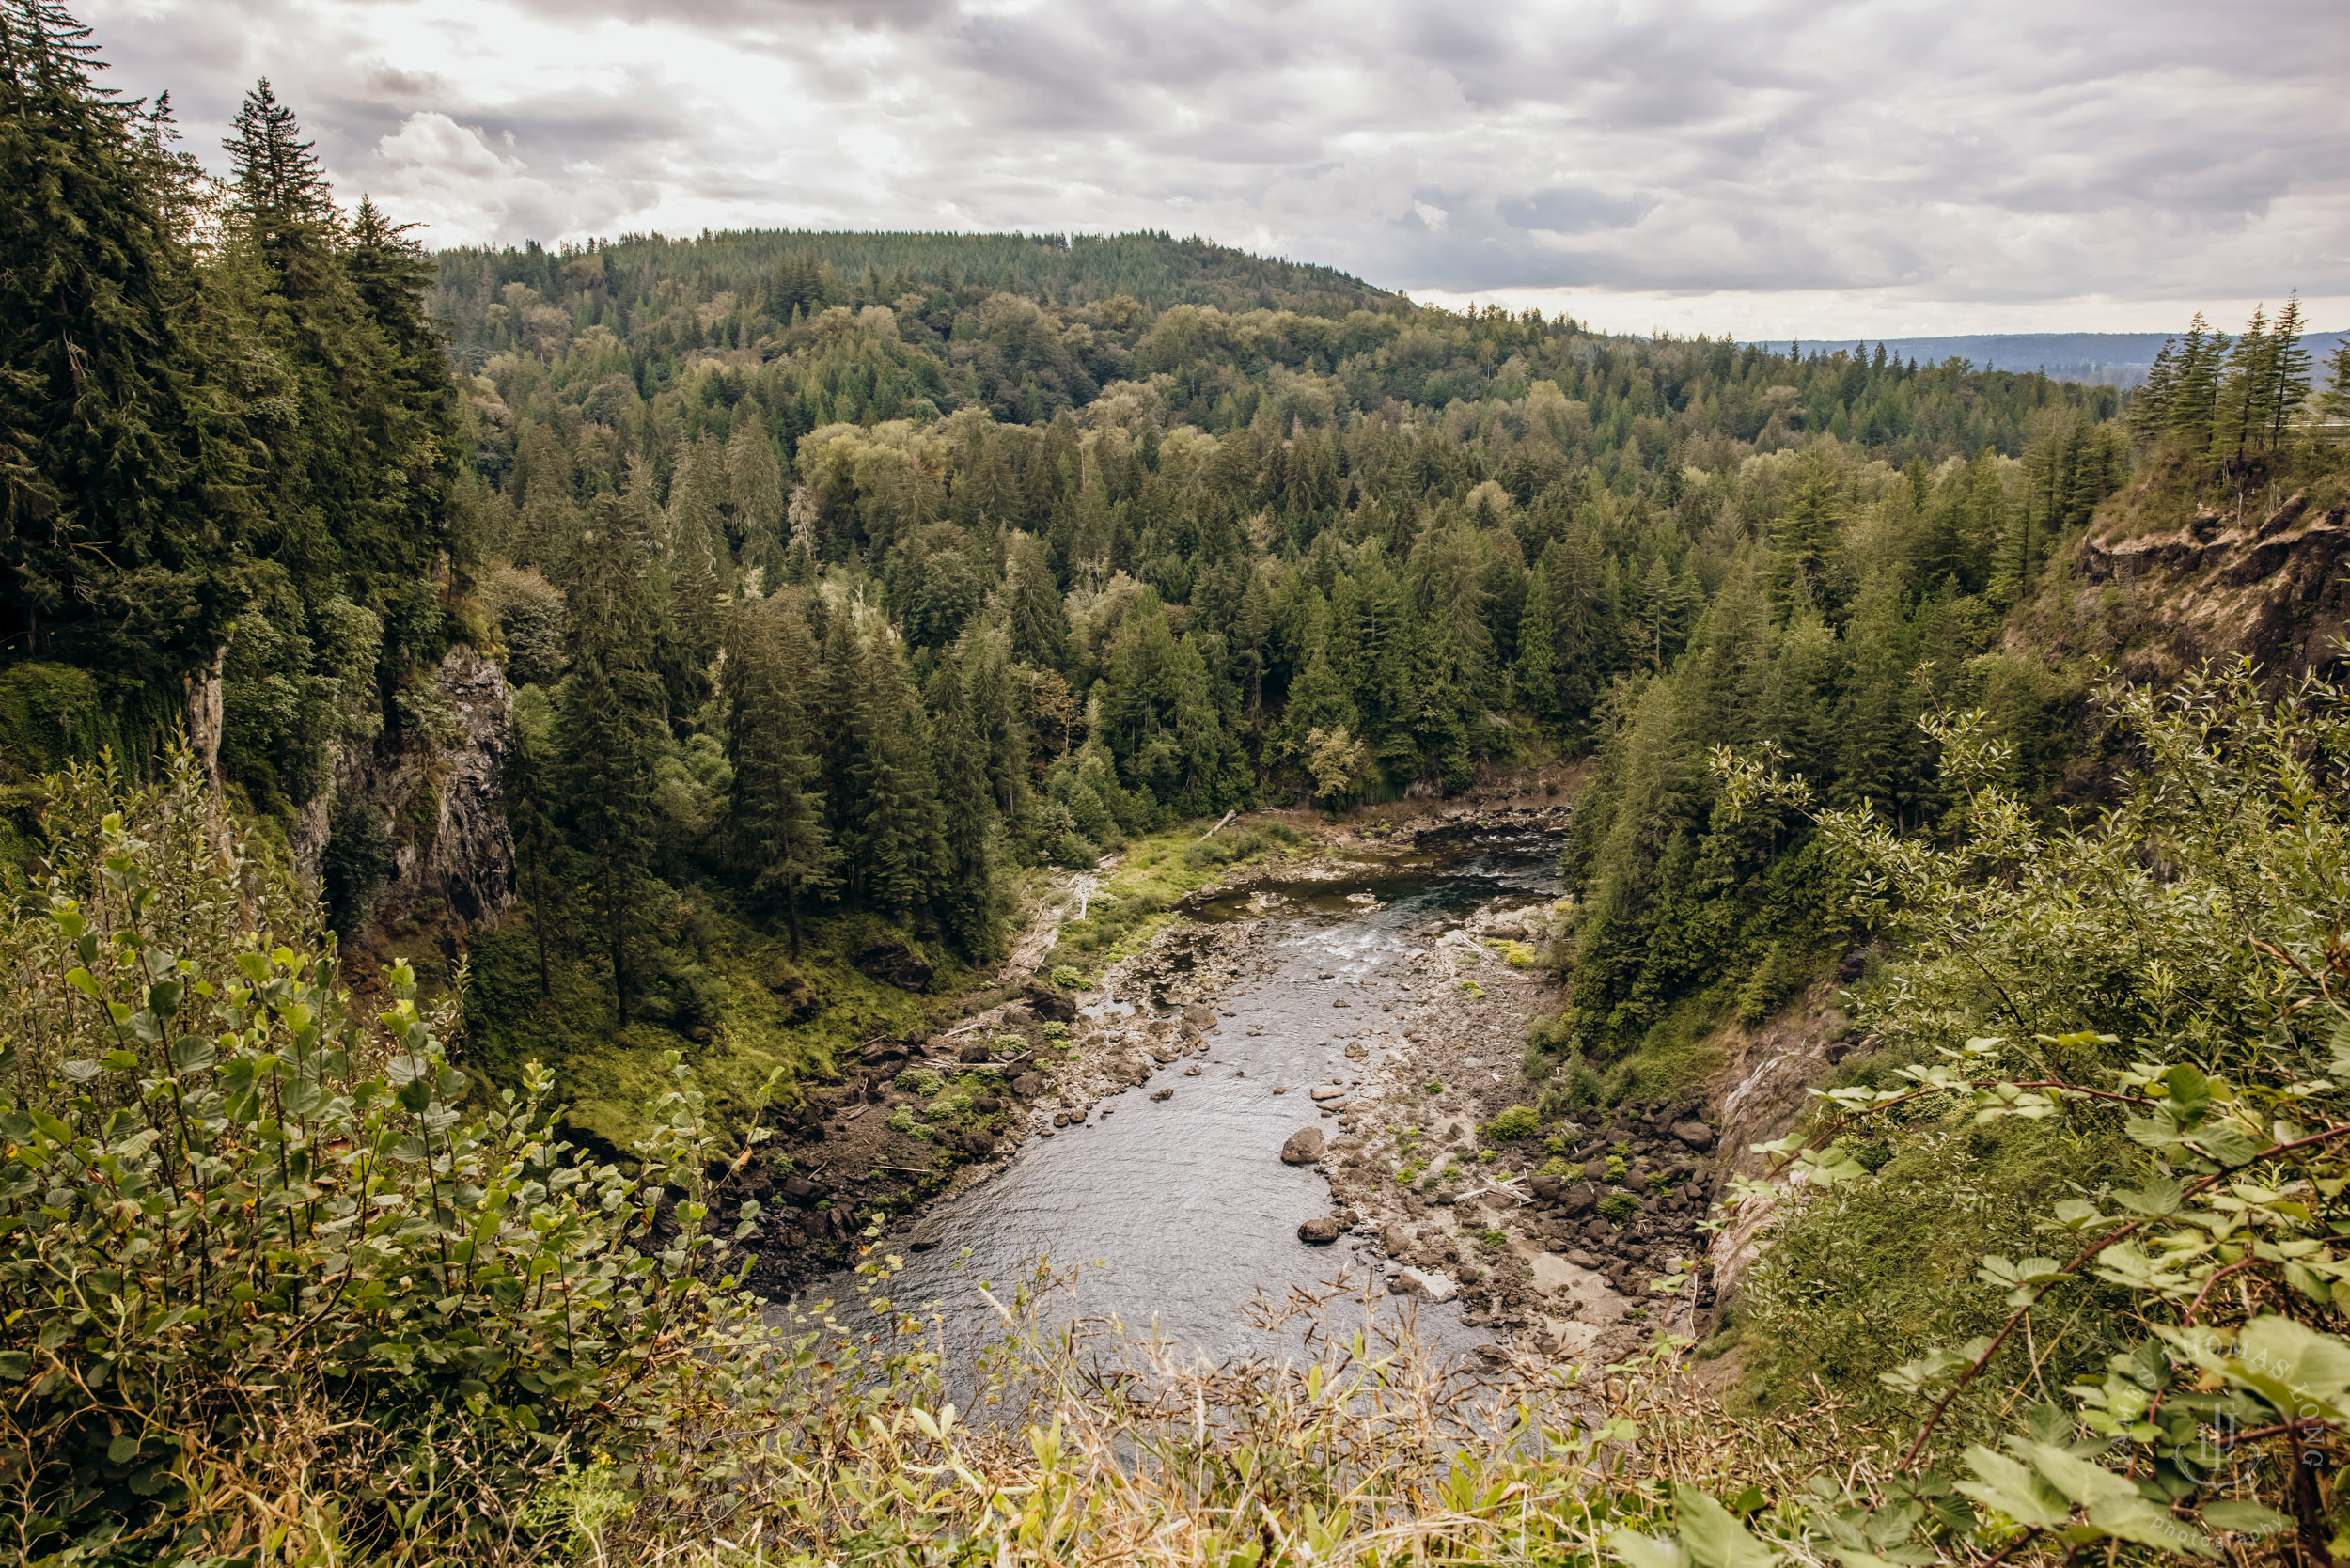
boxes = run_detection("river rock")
[1388,1266,1459,1304]
[1151,1088,1173,1102]
[974,1095,1002,1113]
[1308,1082,1349,1103]
[780,1172,827,1204]
[1670,1121,1717,1152]
[907,1223,942,1252]
[957,1040,994,1064]
[1529,1172,1562,1200]
[1560,1182,1597,1215]
[1279,1128,1326,1164]
[1297,1216,1343,1245]
[1012,1074,1044,1097]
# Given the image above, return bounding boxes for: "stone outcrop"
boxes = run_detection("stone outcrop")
[287,644,515,972]
[2050,493,2350,683]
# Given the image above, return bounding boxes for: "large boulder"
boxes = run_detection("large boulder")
[1279,1127,1327,1165]
[1670,1121,1717,1152]
[1022,982,1078,1023]
[1529,1171,1562,1201]
[853,941,934,992]
[1559,1183,1598,1215]
[1297,1216,1344,1245]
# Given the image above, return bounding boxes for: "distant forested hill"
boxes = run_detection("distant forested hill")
[430,229,1395,366]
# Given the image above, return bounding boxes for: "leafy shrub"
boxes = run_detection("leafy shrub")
[1483,1104,1541,1141]
[1598,1192,1637,1223]
[1047,964,1085,989]
[1605,1153,1627,1182]
[1607,667,2350,1568]
[0,750,790,1564]
[895,1066,946,1097]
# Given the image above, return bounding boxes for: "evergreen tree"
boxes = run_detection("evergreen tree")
[2167,313,2226,454]
[2319,342,2350,425]
[1003,530,1066,668]
[0,0,227,670]
[728,410,787,583]
[2216,305,2272,467]
[2268,294,2312,451]
[1765,463,1841,617]
[723,596,832,953]
[557,509,667,1017]
[226,78,334,274]
[1515,561,1559,720]
[927,650,1007,955]
[500,698,564,995]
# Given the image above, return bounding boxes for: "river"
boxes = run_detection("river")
[787,819,1566,1381]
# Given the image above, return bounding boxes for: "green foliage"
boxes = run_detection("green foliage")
[1,25,458,775]
[1484,1104,1542,1141]
[1611,664,2350,1568]
[1599,1192,1637,1223]
[0,748,787,1563]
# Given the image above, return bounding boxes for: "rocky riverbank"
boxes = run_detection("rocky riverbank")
[728,791,1736,1376]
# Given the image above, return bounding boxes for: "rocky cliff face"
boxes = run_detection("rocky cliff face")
[2039,491,2350,682]
[185,644,515,978]
[314,646,515,975]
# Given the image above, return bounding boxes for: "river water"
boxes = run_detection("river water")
[791,822,1564,1379]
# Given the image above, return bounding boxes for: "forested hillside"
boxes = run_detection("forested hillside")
[429,222,2136,1122]
[11,0,2344,1152]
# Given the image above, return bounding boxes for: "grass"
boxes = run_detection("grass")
[464,900,952,1151]
[293,1254,1849,1566]
[1046,820,1304,978]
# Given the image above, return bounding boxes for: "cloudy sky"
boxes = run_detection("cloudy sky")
[81,0,2350,337]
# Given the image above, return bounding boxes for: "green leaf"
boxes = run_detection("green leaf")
[1954,1446,2071,1529]
[2163,1065,2211,1115]
[2224,1316,2350,1418]
[2024,1443,2217,1557]
[170,1035,216,1072]
[2114,1176,2182,1215]
[108,1434,140,1464]
[0,1351,29,1381]
[1611,1530,1692,1568]
[2187,1124,2264,1168]
[1676,1483,1778,1568]
[2202,1501,2288,1536]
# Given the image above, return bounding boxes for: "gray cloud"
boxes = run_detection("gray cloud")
[79,0,2350,330]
